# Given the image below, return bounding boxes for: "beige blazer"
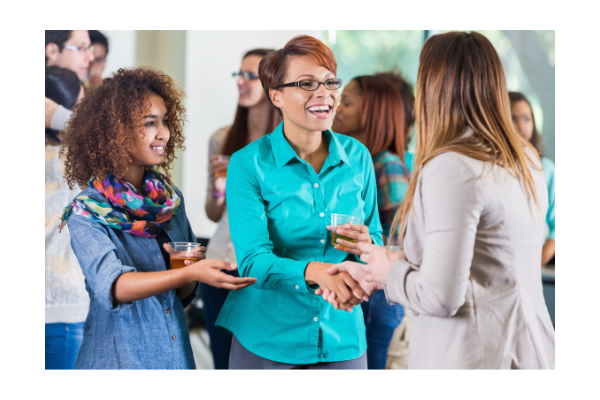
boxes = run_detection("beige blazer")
[384,145,555,369]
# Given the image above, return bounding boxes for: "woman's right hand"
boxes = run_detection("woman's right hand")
[305,261,368,312]
[209,155,230,194]
[185,258,257,290]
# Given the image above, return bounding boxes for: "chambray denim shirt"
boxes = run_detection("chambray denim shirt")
[216,122,383,364]
[67,186,197,369]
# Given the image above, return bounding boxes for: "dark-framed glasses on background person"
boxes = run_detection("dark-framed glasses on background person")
[62,44,94,54]
[276,78,343,91]
[232,71,259,80]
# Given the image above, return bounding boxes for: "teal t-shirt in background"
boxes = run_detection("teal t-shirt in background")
[541,156,555,240]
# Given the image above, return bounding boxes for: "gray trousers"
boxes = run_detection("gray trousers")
[229,335,367,369]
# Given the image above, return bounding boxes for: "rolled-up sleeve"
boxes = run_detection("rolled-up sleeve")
[68,215,136,313]
[226,154,311,293]
[384,154,484,317]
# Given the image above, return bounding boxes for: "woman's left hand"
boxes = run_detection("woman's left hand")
[327,223,372,256]
[357,242,406,286]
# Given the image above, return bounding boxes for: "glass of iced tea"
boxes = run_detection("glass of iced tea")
[213,155,230,178]
[330,213,364,247]
[168,242,201,269]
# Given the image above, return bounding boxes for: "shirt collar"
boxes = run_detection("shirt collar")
[270,121,353,170]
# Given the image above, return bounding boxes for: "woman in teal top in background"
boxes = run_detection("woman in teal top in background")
[375,71,417,174]
[509,91,555,266]
[331,74,411,369]
[216,35,383,369]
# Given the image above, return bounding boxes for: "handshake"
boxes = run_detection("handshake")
[305,242,405,312]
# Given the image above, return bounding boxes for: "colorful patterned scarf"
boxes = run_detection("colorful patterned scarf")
[59,167,181,238]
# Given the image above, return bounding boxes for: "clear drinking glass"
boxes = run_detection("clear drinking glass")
[168,242,201,269]
[386,245,403,261]
[213,155,230,178]
[330,213,364,247]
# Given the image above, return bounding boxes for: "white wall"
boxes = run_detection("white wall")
[101,30,137,77]
[183,30,322,238]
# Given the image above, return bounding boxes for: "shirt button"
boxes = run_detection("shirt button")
[313,317,319,322]
[171,335,176,341]
[320,239,325,244]
[295,285,300,289]
[319,212,325,217]
[166,308,171,314]
[314,183,319,188]
[166,225,172,230]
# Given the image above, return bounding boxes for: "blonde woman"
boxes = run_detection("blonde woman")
[318,31,555,369]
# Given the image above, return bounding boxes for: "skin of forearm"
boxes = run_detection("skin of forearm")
[112,267,193,304]
[541,239,555,266]
[205,194,226,223]
[304,261,335,286]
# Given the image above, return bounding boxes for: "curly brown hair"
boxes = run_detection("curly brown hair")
[60,67,186,189]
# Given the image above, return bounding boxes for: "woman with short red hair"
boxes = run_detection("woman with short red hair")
[215,35,383,369]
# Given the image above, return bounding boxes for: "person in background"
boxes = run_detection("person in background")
[509,91,555,266]
[45,30,94,82]
[45,66,88,369]
[320,31,555,369]
[331,75,409,369]
[375,71,416,173]
[58,67,256,369]
[203,48,279,369]
[45,30,94,132]
[87,30,109,90]
[215,35,380,369]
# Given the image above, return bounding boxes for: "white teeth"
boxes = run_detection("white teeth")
[152,146,164,150]
[308,105,330,112]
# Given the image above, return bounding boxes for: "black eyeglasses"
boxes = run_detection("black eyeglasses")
[232,71,259,80]
[276,78,343,91]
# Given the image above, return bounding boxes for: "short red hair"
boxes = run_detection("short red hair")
[258,35,337,115]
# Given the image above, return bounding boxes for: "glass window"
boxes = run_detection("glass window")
[324,30,425,151]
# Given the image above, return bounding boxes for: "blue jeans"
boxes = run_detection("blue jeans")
[361,290,404,369]
[199,281,234,369]
[45,322,84,369]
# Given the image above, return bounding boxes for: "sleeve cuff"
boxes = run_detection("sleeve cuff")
[50,105,72,131]
[283,259,311,293]
[103,265,137,313]
[383,259,413,305]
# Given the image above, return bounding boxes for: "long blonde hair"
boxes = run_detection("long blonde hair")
[389,31,541,245]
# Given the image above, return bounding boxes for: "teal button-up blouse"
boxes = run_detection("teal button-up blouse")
[215,122,383,364]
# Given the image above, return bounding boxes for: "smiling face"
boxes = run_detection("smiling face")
[46,30,94,82]
[237,55,266,108]
[129,93,170,168]
[332,79,363,139]
[511,100,534,142]
[270,55,340,133]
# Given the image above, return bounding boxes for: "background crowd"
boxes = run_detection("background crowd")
[45,30,555,370]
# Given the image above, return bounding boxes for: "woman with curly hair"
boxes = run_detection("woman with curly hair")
[59,67,256,369]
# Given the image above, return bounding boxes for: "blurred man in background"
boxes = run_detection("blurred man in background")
[45,30,97,131]
[45,30,94,82]
[88,30,109,89]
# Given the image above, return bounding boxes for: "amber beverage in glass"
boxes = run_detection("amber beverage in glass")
[330,213,364,247]
[168,242,201,269]
[213,155,230,178]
